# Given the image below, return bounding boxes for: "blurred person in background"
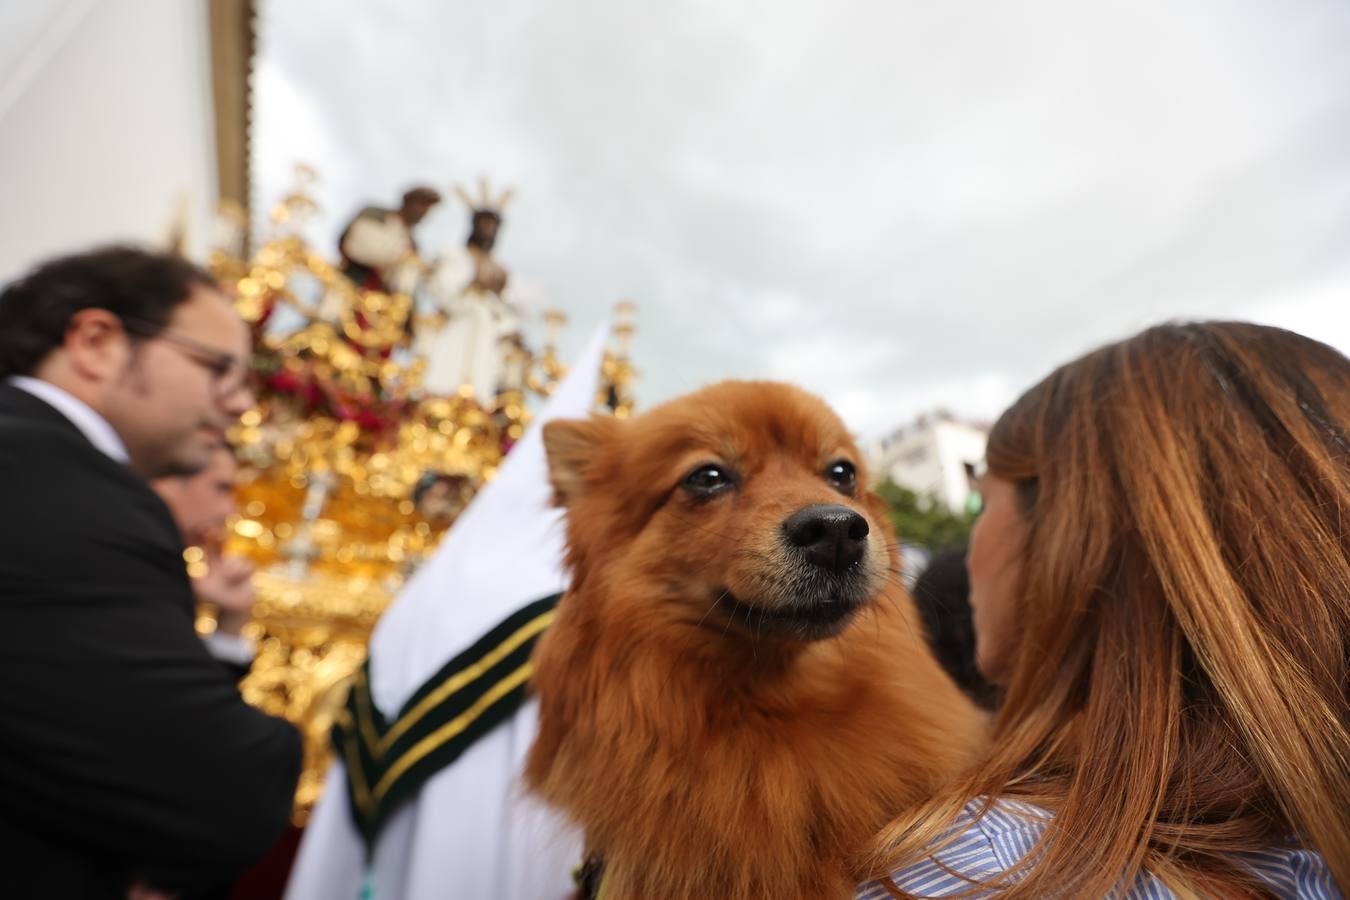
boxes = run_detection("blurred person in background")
[154,445,259,678]
[910,544,998,710]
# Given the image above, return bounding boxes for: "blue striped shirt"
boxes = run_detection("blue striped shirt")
[856,798,1341,899]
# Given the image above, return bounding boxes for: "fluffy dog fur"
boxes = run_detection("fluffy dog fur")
[526,381,986,899]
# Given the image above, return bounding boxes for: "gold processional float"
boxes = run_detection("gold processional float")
[200,167,637,819]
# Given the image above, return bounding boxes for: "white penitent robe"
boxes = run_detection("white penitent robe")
[287,705,570,900]
[284,324,609,900]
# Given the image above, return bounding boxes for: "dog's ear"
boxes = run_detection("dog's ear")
[543,415,622,507]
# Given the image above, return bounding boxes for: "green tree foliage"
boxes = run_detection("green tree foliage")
[874,479,976,549]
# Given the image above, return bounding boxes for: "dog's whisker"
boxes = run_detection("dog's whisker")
[697,589,730,629]
[753,604,767,660]
[721,601,736,636]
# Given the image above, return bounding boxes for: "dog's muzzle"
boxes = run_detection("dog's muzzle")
[781,503,869,573]
[711,503,878,641]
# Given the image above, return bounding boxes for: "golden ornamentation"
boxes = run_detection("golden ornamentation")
[206,166,638,821]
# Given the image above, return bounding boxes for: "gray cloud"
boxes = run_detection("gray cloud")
[253,0,1350,437]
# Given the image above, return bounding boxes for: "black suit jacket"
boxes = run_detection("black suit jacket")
[0,383,302,898]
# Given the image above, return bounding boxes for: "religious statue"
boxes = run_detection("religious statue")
[337,186,442,295]
[412,470,475,524]
[413,180,524,401]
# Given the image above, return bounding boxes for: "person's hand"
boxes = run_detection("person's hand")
[127,881,176,900]
[193,553,256,635]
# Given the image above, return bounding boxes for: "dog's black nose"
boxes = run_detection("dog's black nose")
[782,504,869,573]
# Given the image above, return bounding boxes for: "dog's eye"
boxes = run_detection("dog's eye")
[824,460,857,494]
[682,463,735,496]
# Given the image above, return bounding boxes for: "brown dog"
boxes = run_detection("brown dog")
[526,381,986,899]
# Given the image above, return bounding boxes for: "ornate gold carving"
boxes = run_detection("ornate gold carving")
[208,169,637,820]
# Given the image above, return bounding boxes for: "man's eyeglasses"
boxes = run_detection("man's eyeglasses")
[120,317,250,398]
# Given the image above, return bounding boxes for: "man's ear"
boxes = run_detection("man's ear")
[62,308,131,384]
[542,415,622,507]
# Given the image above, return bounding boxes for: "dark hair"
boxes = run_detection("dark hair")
[911,544,998,710]
[412,471,441,505]
[402,186,442,207]
[413,471,469,506]
[0,245,217,376]
[467,209,502,251]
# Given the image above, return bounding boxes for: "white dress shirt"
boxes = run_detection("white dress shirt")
[6,375,130,462]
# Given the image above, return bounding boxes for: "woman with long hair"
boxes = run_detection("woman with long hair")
[861,322,1348,898]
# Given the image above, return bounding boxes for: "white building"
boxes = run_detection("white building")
[0,0,251,282]
[869,411,988,515]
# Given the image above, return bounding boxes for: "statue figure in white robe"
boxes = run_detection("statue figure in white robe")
[413,189,524,401]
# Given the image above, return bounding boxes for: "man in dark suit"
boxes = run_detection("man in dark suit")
[0,246,303,898]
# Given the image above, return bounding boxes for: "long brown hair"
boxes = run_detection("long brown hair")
[869,321,1350,897]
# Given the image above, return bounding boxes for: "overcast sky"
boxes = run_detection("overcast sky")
[252,0,1350,440]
